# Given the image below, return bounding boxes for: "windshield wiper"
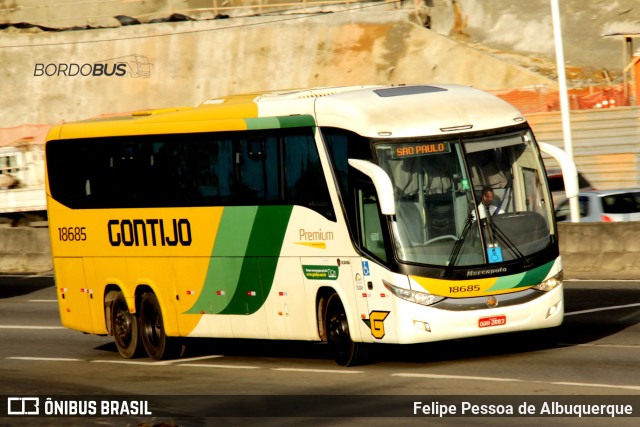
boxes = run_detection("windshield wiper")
[444,203,475,278]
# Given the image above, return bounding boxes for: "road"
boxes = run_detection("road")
[0,274,639,426]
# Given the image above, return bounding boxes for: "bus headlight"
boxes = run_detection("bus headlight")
[532,271,563,292]
[383,280,445,306]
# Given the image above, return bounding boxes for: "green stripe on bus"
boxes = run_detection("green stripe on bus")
[277,115,315,128]
[245,117,281,130]
[185,205,293,315]
[485,260,554,292]
[244,115,315,130]
[212,206,258,256]
[220,205,293,315]
[244,205,292,256]
[184,207,257,314]
[515,260,554,288]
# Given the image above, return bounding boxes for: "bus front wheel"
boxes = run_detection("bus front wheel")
[325,293,368,366]
[139,292,183,360]
[111,291,142,359]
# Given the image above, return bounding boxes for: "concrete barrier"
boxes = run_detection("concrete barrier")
[558,222,640,280]
[1,223,638,279]
[0,226,52,273]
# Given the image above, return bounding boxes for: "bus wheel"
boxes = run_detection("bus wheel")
[139,292,183,360]
[325,293,368,366]
[112,291,142,358]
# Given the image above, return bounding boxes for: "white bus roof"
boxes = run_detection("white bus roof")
[250,84,527,138]
[49,85,527,141]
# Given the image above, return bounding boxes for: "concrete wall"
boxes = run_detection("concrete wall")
[455,0,640,76]
[2,223,638,280]
[4,0,639,74]
[0,9,555,129]
[0,226,52,273]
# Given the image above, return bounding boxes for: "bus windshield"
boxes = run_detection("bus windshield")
[375,130,554,268]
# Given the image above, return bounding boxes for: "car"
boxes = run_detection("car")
[555,189,640,222]
[546,168,595,206]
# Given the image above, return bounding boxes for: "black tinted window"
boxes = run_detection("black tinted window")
[602,192,640,214]
[46,129,335,220]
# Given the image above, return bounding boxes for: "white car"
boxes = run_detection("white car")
[546,168,594,207]
[555,189,640,222]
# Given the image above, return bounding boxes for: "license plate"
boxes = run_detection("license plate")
[478,315,506,328]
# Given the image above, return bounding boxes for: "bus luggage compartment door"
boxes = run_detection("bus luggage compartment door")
[54,257,95,333]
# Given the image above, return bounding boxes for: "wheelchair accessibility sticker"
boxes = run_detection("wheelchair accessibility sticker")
[487,246,503,263]
[362,261,370,276]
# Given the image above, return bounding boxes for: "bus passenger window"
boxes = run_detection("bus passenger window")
[233,137,279,203]
[358,187,386,262]
[284,133,334,220]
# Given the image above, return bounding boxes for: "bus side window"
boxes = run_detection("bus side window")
[237,136,275,203]
[358,185,386,262]
[284,133,335,220]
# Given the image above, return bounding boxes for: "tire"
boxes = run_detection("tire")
[139,292,183,360]
[325,293,368,366]
[112,291,142,358]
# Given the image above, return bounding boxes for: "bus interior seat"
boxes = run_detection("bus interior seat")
[362,201,386,260]
[396,200,424,246]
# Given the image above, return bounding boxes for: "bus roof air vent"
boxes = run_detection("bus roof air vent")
[374,85,448,97]
[258,86,380,101]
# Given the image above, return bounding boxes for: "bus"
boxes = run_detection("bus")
[45,85,564,366]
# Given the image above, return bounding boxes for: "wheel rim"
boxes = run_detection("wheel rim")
[329,312,347,346]
[140,293,172,359]
[327,304,352,363]
[142,299,162,349]
[112,294,139,358]
[114,309,133,347]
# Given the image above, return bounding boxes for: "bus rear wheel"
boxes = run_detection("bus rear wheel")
[325,293,368,366]
[111,291,142,359]
[139,292,183,360]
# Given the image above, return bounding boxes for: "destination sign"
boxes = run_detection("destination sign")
[392,141,451,159]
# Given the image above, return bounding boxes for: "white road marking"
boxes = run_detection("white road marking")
[179,363,259,369]
[7,358,640,391]
[91,360,167,366]
[272,368,364,374]
[551,381,640,391]
[565,302,640,316]
[558,343,640,349]
[0,325,64,329]
[147,355,226,365]
[7,357,80,362]
[174,355,225,363]
[392,373,640,391]
[393,373,519,382]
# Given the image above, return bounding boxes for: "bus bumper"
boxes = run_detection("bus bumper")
[389,285,564,344]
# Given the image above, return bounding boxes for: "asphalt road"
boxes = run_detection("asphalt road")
[0,274,639,426]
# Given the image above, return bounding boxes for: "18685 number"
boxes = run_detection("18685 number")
[449,285,480,293]
[58,227,87,242]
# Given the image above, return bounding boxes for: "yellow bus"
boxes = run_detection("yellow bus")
[45,85,564,366]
